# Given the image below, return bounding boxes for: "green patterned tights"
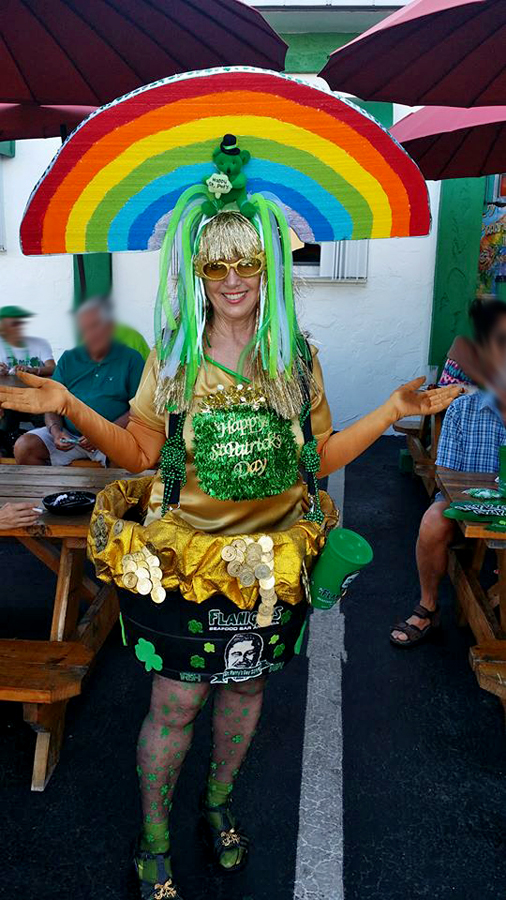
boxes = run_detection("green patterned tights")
[135,673,266,884]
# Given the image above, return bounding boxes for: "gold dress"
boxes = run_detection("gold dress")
[88,347,337,683]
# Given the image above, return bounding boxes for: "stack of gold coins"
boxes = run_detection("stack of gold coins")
[121,546,166,605]
[220,535,277,627]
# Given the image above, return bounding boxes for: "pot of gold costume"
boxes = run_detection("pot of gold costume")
[0,68,455,900]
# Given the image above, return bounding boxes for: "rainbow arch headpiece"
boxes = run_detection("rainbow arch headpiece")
[20,67,430,402]
[20,67,430,255]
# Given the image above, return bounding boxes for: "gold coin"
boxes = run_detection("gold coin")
[151,585,166,604]
[149,566,163,581]
[221,546,236,562]
[235,549,245,563]
[244,537,255,545]
[232,539,247,553]
[133,551,145,562]
[141,545,151,558]
[122,559,137,574]
[239,567,255,587]
[246,548,262,566]
[227,561,243,578]
[146,554,160,568]
[137,578,152,595]
[258,602,274,616]
[151,577,162,589]
[254,564,271,580]
[259,587,276,600]
[136,565,150,579]
[122,572,138,590]
[259,575,275,591]
[256,613,272,627]
[122,553,134,565]
[258,535,274,552]
[261,550,274,563]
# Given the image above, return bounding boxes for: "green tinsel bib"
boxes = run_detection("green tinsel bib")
[192,403,299,501]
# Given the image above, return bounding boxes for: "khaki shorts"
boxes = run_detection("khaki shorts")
[29,426,107,467]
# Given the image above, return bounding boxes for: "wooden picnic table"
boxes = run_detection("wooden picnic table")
[436,469,506,717]
[0,464,141,790]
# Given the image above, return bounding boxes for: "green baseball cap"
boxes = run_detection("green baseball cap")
[0,305,34,319]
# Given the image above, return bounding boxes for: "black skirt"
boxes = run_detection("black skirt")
[119,589,308,684]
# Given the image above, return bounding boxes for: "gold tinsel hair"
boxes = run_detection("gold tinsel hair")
[194,210,262,267]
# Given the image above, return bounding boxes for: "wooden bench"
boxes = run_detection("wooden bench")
[394,412,443,497]
[470,641,506,708]
[0,639,94,791]
[0,639,93,703]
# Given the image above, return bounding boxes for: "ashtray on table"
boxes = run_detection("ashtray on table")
[42,491,96,515]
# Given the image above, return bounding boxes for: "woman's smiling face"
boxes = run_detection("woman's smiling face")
[204,260,261,321]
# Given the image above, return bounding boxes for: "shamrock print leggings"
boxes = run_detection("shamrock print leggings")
[136,672,266,850]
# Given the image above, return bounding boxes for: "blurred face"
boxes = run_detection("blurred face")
[2,317,26,343]
[486,315,506,373]
[78,308,113,358]
[204,258,261,322]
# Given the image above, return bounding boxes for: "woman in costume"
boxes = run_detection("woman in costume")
[0,137,460,900]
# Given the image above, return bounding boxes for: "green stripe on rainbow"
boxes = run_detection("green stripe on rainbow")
[20,67,430,255]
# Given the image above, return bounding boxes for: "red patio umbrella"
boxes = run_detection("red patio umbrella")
[0,104,95,141]
[0,0,287,106]
[319,0,506,108]
[390,105,506,180]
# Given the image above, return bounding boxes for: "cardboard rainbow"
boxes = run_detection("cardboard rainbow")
[19,67,430,256]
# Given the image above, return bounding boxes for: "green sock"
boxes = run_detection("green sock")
[137,821,171,885]
[204,777,244,870]
[205,775,233,808]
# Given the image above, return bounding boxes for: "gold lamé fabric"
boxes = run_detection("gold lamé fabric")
[130,348,333,534]
[88,477,338,610]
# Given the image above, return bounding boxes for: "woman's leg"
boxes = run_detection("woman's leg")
[204,675,267,867]
[136,674,210,884]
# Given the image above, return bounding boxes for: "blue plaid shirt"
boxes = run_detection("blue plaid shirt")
[436,391,506,473]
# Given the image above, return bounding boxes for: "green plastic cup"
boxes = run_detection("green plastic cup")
[500,446,506,496]
[309,528,373,610]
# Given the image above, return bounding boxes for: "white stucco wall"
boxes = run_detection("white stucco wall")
[0,124,440,431]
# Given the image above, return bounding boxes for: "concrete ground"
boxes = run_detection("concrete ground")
[2,437,506,900]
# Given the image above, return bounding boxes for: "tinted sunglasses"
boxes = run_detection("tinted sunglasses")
[195,252,265,281]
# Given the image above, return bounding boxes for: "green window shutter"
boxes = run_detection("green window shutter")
[429,178,485,370]
[282,33,358,73]
[352,100,393,130]
[0,141,15,157]
[73,253,112,308]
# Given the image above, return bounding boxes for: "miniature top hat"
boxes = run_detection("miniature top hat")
[220,133,240,155]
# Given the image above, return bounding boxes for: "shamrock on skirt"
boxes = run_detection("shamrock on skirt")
[135,638,163,673]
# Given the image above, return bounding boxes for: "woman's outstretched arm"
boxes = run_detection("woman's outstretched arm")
[317,377,462,477]
[0,372,165,472]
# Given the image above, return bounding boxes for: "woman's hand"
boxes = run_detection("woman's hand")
[0,371,69,416]
[386,377,462,422]
[0,502,41,530]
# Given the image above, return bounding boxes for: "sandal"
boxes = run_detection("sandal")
[390,603,441,647]
[199,796,249,874]
[132,844,184,900]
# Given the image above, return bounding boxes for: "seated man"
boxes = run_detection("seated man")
[14,297,145,467]
[0,305,55,454]
[390,299,506,646]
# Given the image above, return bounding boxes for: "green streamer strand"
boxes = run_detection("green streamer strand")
[181,206,204,397]
[267,200,297,373]
[155,185,207,358]
[250,193,279,378]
